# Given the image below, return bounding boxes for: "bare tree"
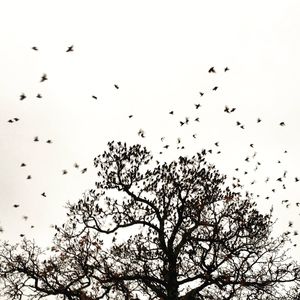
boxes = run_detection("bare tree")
[1,141,300,300]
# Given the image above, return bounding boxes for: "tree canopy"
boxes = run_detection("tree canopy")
[1,141,300,300]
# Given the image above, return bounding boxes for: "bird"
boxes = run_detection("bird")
[92,95,98,100]
[257,118,262,123]
[208,67,216,73]
[41,192,46,197]
[195,104,201,109]
[250,144,254,148]
[199,92,204,97]
[138,129,145,138]
[32,46,38,51]
[20,163,26,167]
[224,67,230,72]
[192,134,197,139]
[14,118,19,122]
[46,140,52,144]
[0,226,3,233]
[27,175,32,179]
[20,234,25,237]
[34,136,39,142]
[236,121,241,126]
[8,119,13,123]
[66,45,74,52]
[224,106,230,113]
[114,84,119,89]
[62,170,68,175]
[214,142,219,147]
[279,122,285,126]
[74,163,79,168]
[20,93,26,101]
[128,115,133,118]
[81,168,87,174]
[194,117,199,122]
[13,204,19,208]
[277,177,282,182]
[295,177,299,182]
[179,121,184,126]
[169,111,174,115]
[36,94,42,99]
[212,86,218,91]
[23,216,28,221]
[40,74,48,82]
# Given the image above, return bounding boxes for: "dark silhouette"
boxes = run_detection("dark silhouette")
[1,141,300,300]
[66,45,74,52]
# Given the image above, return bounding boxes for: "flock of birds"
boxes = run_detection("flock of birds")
[1,46,299,249]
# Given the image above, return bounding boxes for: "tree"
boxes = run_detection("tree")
[1,141,300,300]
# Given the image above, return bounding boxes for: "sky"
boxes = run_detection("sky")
[0,0,300,261]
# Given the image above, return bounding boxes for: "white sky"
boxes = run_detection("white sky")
[0,0,300,261]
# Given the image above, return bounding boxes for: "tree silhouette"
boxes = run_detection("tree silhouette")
[1,141,300,300]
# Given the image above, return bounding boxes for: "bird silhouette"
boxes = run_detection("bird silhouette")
[169,111,174,115]
[224,67,230,72]
[295,177,299,182]
[8,119,13,123]
[194,117,199,122]
[36,94,42,99]
[208,67,216,73]
[128,115,133,118]
[66,45,74,52]
[62,170,68,175]
[40,74,48,82]
[279,122,285,126]
[34,136,39,142]
[32,46,38,51]
[20,163,26,167]
[114,84,119,89]
[13,204,19,208]
[92,95,98,100]
[27,175,32,179]
[212,86,218,91]
[23,216,28,221]
[257,118,262,123]
[20,93,26,101]
[41,192,46,197]
[46,140,52,144]
[14,118,19,122]
[74,163,79,168]
[81,168,87,174]
[195,104,201,109]
[250,144,254,148]
[199,92,204,96]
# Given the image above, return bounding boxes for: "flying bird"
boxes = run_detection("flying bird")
[199,92,204,96]
[40,74,48,82]
[41,192,46,197]
[62,170,68,175]
[169,111,174,115]
[46,140,52,144]
[128,115,133,118]
[8,119,13,123]
[20,163,26,167]
[195,104,201,109]
[13,204,19,208]
[224,67,229,72]
[257,118,262,123]
[20,93,26,101]
[208,67,216,73]
[27,175,32,179]
[114,84,119,89]
[212,86,218,91]
[279,122,285,126]
[92,95,97,100]
[36,94,42,99]
[74,163,79,168]
[295,177,299,182]
[34,136,39,142]
[66,45,74,52]
[81,168,87,174]
[14,118,19,122]
[32,46,38,51]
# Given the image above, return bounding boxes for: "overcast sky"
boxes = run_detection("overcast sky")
[0,0,300,260]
